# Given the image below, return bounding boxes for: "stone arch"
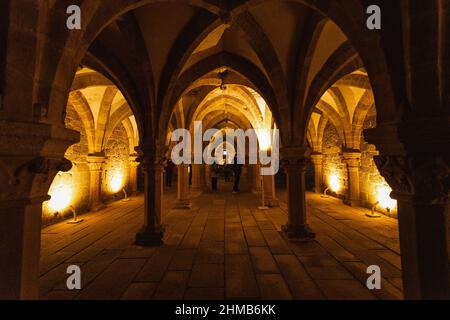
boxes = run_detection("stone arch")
[159,52,284,145]
[68,91,96,154]
[103,104,134,148]
[94,87,119,152]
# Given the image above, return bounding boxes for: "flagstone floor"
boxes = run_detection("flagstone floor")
[39,186,403,300]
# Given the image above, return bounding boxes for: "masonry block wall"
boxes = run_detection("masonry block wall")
[42,104,90,225]
[321,110,396,216]
[102,123,131,199]
[322,122,348,197]
[42,105,132,226]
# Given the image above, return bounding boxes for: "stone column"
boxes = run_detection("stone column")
[174,164,191,209]
[366,123,450,299]
[135,144,167,246]
[205,164,211,191]
[262,173,279,207]
[0,122,78,299]
[129,154,139,195]
[280,146,315,242]
[342,151,361,206]
[191,164,202,194]
[87,153,106,211]
[310,153,323,193]
[252,164,262,194]
[200,164,207,192]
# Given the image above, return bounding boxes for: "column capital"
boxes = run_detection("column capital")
[280,146,311,171]
[310,153,323,164]
[374,154,449,205]
[87,152,106,171]
[342,151,361,168]
[0,120,79,157]
[136,143,168,169]
[0,121,76,205]
[129,153,140,167]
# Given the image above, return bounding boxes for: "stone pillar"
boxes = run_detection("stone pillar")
[280,146,315,242]
[366,123,450,299]
[205,164,211,191]
[262,173,279,207]
[310,153,323,193]
[200,164,207,192]
[129,154,139,195]
[135,144,166,246]
[191,164,202,194]
[342,151,361,206]
[252,164,262,194]
[174,164,191,209]
[0,122,78,299]
[87,153,106,211]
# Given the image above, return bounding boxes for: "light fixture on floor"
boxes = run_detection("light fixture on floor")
[321,186,330,198]
[122,188,130,202]
[67,206,84,224]
[366,201,381,218]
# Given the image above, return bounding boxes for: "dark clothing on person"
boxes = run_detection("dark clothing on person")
[232,159,243,193]
[211,164,219,192]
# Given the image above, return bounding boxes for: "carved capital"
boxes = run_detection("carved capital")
[87,153,106,171]
[310,153,323,166]
[136,143,168,173]
[374,155,449,204]
[0,156,72,204]
[280,146,310,174]
[342,152,361,168]
[129,154,140,167]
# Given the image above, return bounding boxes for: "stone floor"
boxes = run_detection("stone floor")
[39,186,404,300]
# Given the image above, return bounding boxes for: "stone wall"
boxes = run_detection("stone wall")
[320,108,397,217]
[102,123,130,200]
[322,122,348,198]
[42,104,90,226]
[359,108,397,217]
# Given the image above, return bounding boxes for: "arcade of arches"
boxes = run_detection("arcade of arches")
[0,1,449,300]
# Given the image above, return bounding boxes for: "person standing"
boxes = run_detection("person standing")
[211,163,219,192]
[232,156,243,194]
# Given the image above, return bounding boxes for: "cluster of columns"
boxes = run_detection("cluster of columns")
[280,146,315,242]
[86,152,140,211]
[342,151,361,206]
[173,164,191,209]
[310,150,362,206]
[365,122,449,300]
[135,144,166,246]
[250,163,278,207]
[0,123,78,299]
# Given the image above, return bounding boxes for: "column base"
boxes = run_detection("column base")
[267,198,279,207]
[173,199,192,209]
[135,226,164,247]
[281,224,315,242]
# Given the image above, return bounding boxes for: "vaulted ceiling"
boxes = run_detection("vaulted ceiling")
[82,1,362,145]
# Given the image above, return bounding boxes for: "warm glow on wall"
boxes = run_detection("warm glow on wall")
[47,173,73,213]
[377,184,396,211]
[109,171,125,193]
[329,173,340,193]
